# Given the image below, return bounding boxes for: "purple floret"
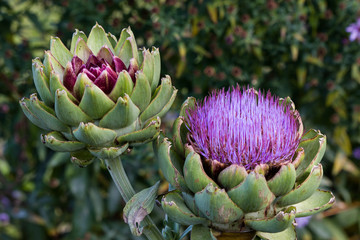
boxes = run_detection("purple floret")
[186,86,302,170]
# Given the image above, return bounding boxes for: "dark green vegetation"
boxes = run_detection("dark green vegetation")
[1,0,360,239]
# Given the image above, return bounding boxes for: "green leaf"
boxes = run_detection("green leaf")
[73,73,94,99]
[78,84,115,120]
[296,129,326,180]
[43,51,64,80]
[50,73,78,103]
[86,23,114,55]
[195,183,244,223]
[183,147,218,193]
[20,97,51,130]
[54,89,92,127]
[123,181,160,236]
[218,165,248,190]
[73,122,117,147]
[182,192,205,217]
[107,32,117,48]
[245,208,296,233]
[154,137,188,191]
[130,71,151,112]
[172,117,187,157]
[276,164,323,207]
[116,27,138,66]
[50,36,73,68]
[114,28,131,56]
[70,149,95,167]
[88,143,129,159]
[140,49,154,87]
[267,164,296,196]
[292,190,335,217]
[118,39,133,67]
[74,37,93,63]
[99,94,140,129]
[70,29,88,54]
[179,97,196,117]
[27,94,70,132]
[108,70,134,101]
[227,172,275,213]
[32,59,53,106]
[140,75,174,123]
[150,47,161,92]
[162,191,208,226]
[41,131,86,152]
[116,117,160,144]
[155,87,177,120]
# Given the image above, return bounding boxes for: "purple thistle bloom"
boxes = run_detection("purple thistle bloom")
[346,19,360,42]
[186,86,302,170]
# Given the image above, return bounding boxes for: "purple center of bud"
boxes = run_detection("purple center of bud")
[63,53,137,96]
[186,86,302,170]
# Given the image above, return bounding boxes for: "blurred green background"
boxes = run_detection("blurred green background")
[1,0,360,239]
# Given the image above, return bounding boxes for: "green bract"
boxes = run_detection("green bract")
[154,97,335,240]
[20,23,177,166]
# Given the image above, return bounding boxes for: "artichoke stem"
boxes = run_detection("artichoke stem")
[105,157,165,240]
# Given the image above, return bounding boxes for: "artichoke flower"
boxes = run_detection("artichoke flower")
[20,23,177,166]
[154,86,334,239]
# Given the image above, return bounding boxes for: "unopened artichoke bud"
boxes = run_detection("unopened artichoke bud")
[154,86,334,240]
[20,23,177,165]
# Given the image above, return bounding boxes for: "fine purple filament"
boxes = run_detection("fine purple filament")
[186,86,301,170]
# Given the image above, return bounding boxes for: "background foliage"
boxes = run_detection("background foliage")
[1,0,360,239]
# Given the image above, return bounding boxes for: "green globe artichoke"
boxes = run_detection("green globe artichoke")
[154,86,334,240]
[20,23,177,166]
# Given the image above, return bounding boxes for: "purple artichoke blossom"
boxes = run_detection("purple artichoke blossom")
[64,53,134,96]
[346,19,360,42]
[155,85,333,238]
[186,86,303,170]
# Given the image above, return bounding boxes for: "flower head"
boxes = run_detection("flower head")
[186,86,302,170]
[20,23,177,165]
[155,86,332,238]
[346,19,360,42]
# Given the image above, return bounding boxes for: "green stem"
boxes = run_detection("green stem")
[105,157,165,240]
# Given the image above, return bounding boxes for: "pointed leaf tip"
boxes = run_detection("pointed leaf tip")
[87,23,114,55]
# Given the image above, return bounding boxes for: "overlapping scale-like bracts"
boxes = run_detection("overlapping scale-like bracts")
[154,96,334,240]
[20,23,177,166]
